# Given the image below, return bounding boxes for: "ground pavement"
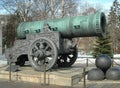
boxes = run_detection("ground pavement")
[0,79,120,88]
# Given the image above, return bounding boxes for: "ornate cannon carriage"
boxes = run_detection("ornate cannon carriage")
[5,12,106,71]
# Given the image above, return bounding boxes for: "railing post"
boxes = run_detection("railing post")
[86,58,88,67]
[83,67,86,88]
[9,62,12,82]
[44,60,46,85]
[9,54,12,82]
[112,59,114,67]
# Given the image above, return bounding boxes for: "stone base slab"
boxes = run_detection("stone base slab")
[0,66,84,86]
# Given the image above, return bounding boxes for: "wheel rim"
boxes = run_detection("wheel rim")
[28,38,58,71]
[57,47,78,67]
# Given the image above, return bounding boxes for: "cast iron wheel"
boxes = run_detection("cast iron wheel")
[15,55,26,66]
[28,37,58,71]
[57,47,78,67]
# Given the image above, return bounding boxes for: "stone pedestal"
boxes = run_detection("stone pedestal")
[0,66,83,86]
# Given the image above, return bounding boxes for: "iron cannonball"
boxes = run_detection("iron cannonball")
[106,67,120,80]
[96,54,112,73]
[87,68,105,80]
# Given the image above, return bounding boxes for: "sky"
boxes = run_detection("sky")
[0,0,120,15]
[80,0,120,14]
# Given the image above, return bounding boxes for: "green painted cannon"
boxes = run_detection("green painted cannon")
[17,12,106,38]
[5,12,106,71]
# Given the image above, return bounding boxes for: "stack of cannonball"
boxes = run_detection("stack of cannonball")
[106,66,120,80]
[87,68,105,80]
[88,54,111,80]
[87,54,120,80]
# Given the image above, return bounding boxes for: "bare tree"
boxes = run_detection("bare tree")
[108,0,120,53]
[1,0,78,48]
[1,0,78,20]
[1,0,32,21]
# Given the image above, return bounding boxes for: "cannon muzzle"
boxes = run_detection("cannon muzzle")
[17,12,106,39]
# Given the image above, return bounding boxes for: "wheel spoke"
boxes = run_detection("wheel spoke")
[68,55,73,59]
[35,45,39,50]
[36,43,40,49]
[45,51,53,56]
[44,44,49,51]
[32,47,37,53]
[40,42,45,49]
[33,57,39,65]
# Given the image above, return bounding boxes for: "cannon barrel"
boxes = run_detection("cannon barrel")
[17,12,106,39]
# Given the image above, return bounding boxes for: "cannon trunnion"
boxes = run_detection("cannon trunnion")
[5,12,106,71]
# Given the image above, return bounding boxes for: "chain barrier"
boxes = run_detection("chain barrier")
[77,59,86,62]
[87,59,95,65]
[0,64,8,68]
[77,57,120,67]
[113,60,120,66]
